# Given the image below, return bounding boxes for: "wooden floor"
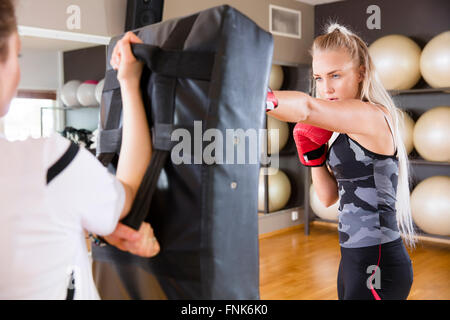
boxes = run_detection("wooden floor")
[259,223,450,300]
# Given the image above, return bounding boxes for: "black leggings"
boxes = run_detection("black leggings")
[337,237,413,300]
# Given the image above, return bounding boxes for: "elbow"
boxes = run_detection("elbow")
[323,196,339,208]
[102,221,118,237]
[317,191,339,208]
[323,201,334,208]
[301,96,313,122]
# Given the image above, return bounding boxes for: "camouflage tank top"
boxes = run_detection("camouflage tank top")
[326,113,401,248]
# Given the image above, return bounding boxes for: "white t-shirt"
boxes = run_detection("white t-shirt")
[0,133,125,299]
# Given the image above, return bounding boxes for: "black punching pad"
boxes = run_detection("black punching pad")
[93,5,273,299]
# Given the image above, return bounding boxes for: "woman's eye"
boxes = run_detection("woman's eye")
[332,74,340,79]
[315,77,322,81]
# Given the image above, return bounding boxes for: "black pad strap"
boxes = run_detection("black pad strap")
[103,69,121,91]
[163,13,198,49]
[102,45,214,87]
[131,44,215,81]
[47,142,79,185]
[98,14,213,168]
[97,128,122,154]
[121,15,201,230]
[121,150,169,230]
[106,14,203,230]
[97,153,116,168]
[104,90,123,130]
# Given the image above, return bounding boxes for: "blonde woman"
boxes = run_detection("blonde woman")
[267,23,414,300]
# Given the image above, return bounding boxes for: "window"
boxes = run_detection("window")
[1,97,57,141]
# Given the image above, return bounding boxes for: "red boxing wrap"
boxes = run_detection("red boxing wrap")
[293,123,333,167]
[266,87,278,112]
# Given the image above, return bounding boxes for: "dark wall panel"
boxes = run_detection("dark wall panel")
[63,45,107,82]
[315,0,450,46]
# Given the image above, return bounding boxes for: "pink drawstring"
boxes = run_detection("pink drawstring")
[369,244,382,300]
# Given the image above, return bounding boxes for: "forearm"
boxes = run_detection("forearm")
[311,165,339,207]
[116,82,152,219]
[267,90,311,123]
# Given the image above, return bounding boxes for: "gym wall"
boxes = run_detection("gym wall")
[163,0,315,66]
[16,0,127,37]
[18,50,60,91]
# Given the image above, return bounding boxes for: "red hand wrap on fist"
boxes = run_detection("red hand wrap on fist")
[266,88,278,112]
[293,123,333,167]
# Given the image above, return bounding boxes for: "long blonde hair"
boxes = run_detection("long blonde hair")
[311,23,416,248]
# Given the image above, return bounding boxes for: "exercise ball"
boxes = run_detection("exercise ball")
[267,114,289,154]
[398,109,415,154]
[411,176,450,236]
[95,79,105,104]
[310,184,339,221]
[413,106,450,162]
[420,31,450,88]
[77,80,99,107]
[369,35,421,90]
[61,80,82,107]
[269,64,284,90]
[258,167,291,212]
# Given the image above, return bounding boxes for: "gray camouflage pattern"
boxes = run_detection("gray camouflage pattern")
[326,134,401,248]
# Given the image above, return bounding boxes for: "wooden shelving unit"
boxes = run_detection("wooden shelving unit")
[389,87,450,96]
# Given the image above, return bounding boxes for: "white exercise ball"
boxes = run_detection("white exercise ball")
[95,79,105,104]
[77,80,99,107]
[258,167,291,213]
[420,31,450,88]
[411,176,450,236]
[267,114,289,154]
[269,64,284,90]
[399,109,415,155]
[310,184,339,221]
[61,80,82,107]
[369,35,421,90]
[413,106,450,162]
